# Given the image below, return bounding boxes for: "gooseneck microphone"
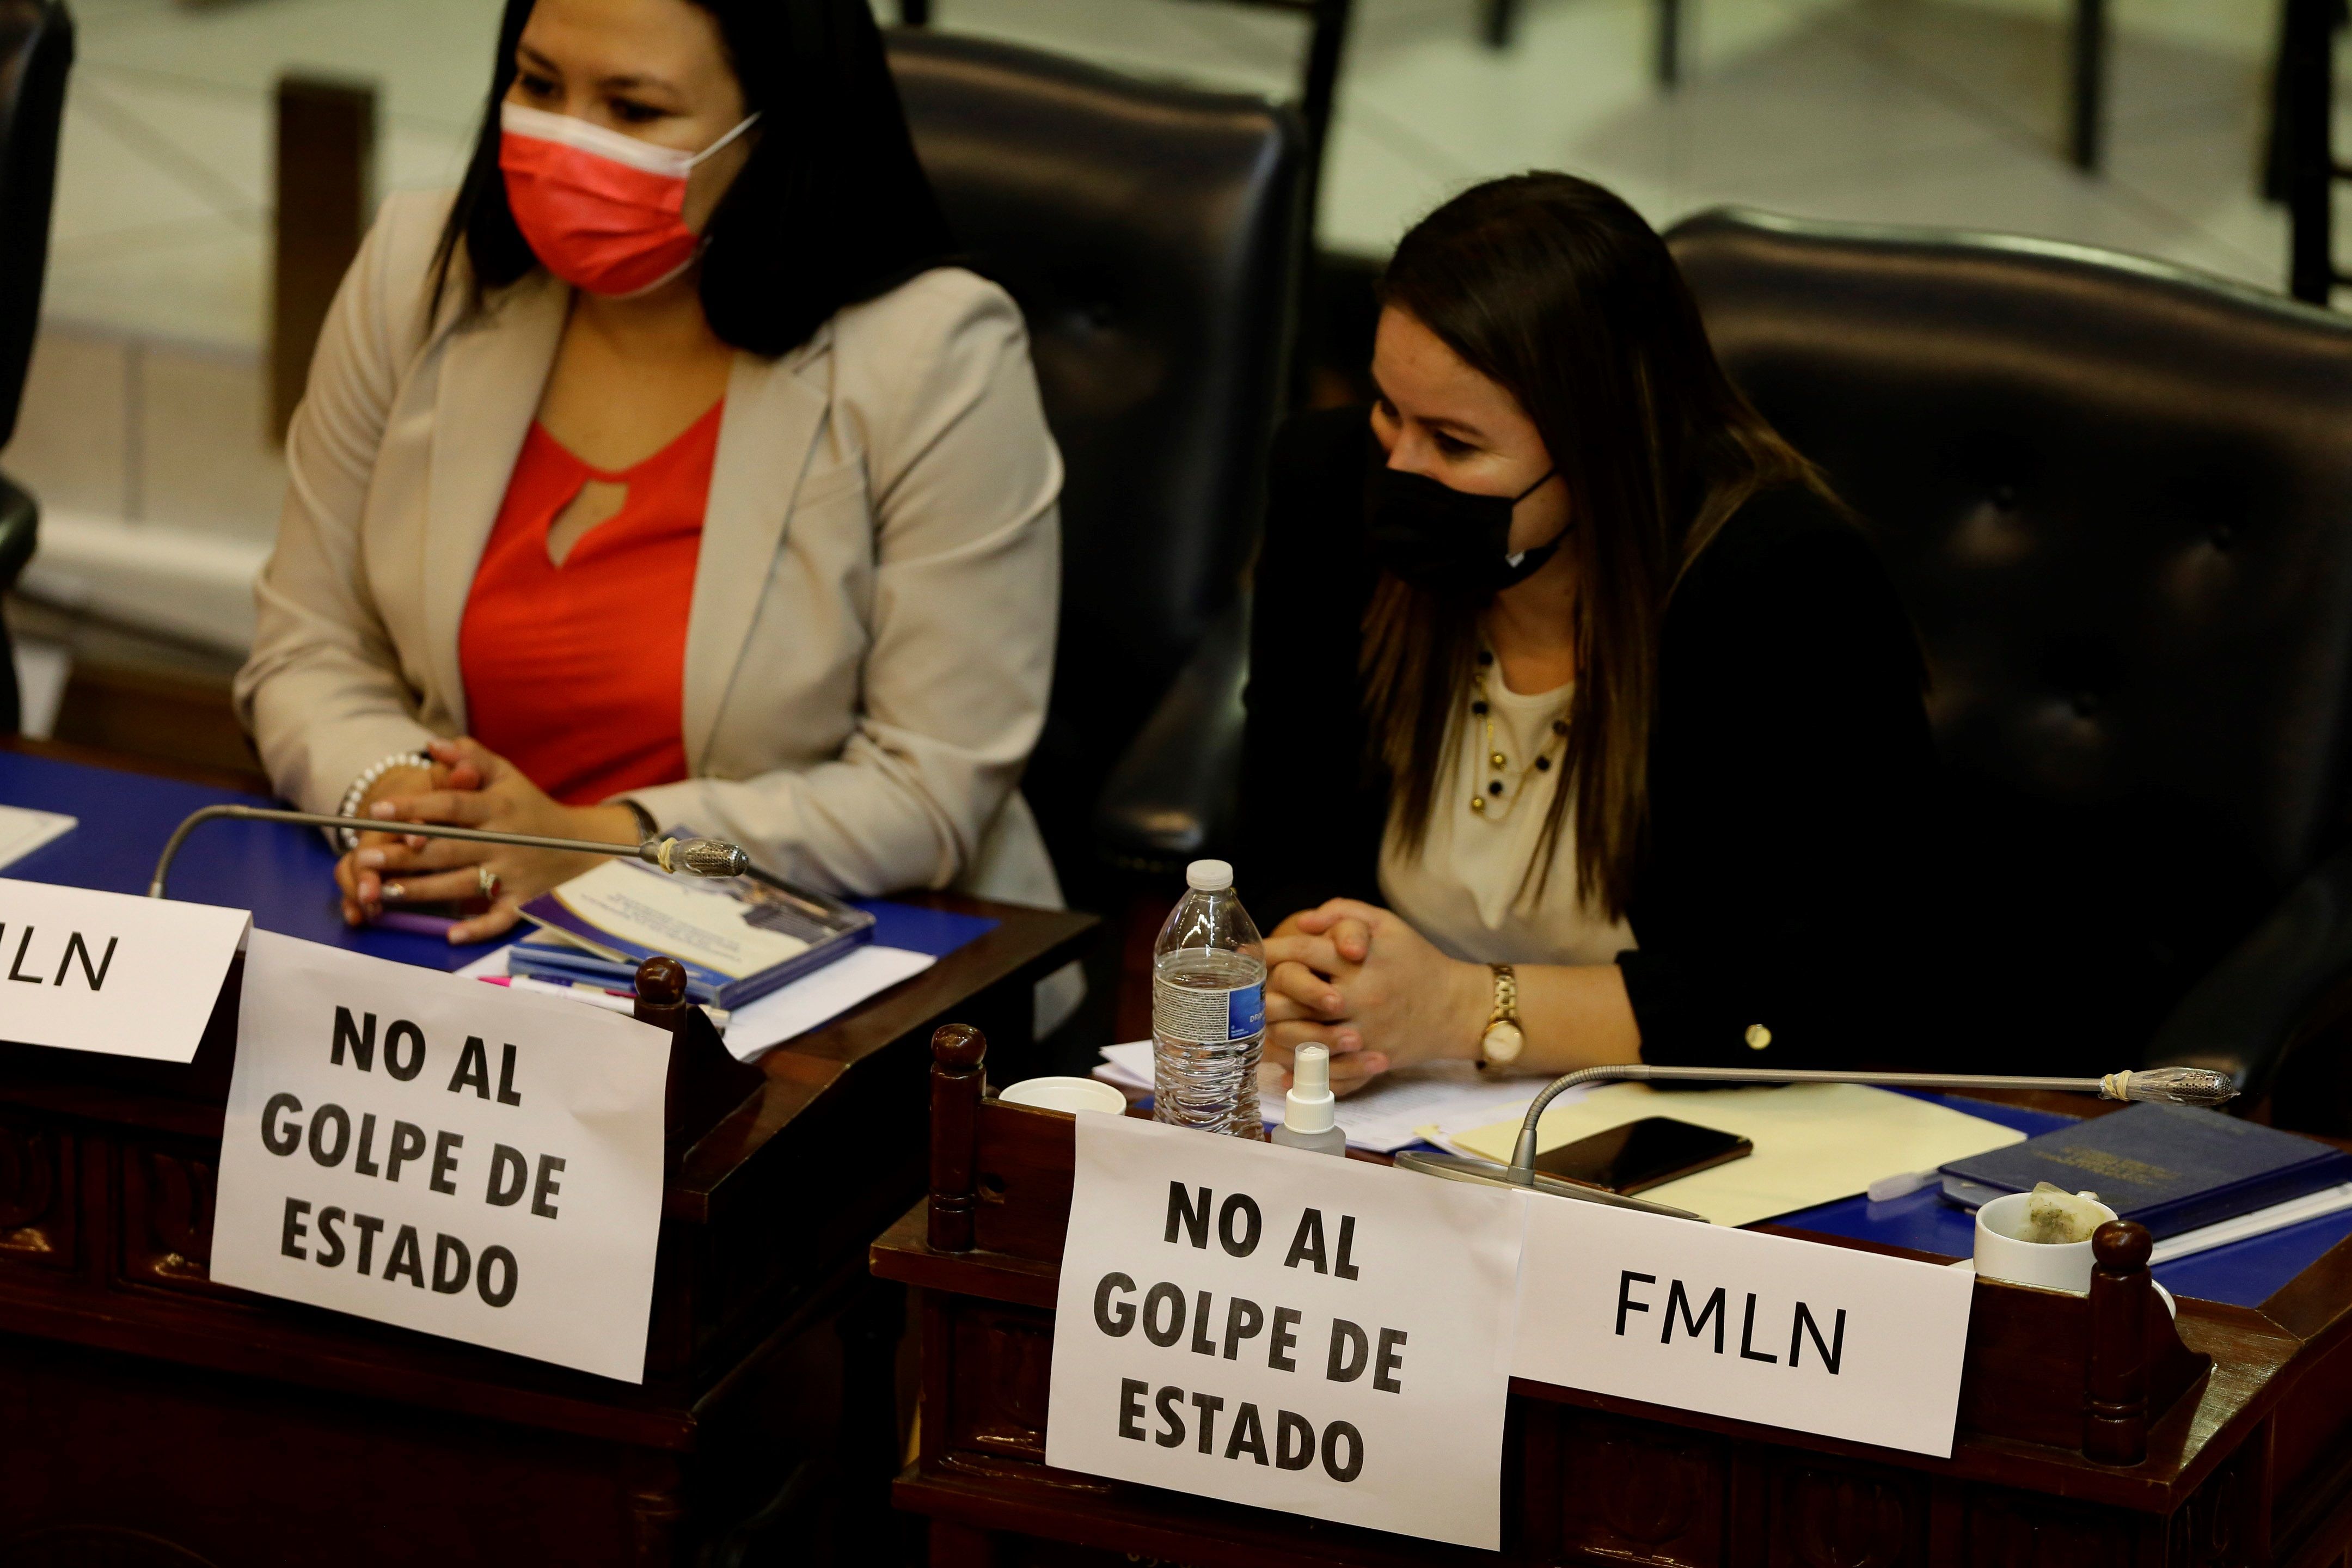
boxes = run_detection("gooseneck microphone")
[147,804,751,899]
[1394,1063,2239,1221]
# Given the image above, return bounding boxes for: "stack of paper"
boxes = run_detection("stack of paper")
[458,941,936,1061]
[1094,1041,1533,1154]
[0,805,75,871]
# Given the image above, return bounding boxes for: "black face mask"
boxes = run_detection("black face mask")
[1365,463,1562,595]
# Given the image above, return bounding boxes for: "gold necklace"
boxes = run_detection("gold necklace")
[1467,651,1570,816]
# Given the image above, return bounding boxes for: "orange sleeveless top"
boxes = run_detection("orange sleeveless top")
[458,402,722,806]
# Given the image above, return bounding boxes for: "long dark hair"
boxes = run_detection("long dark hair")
[429,0,953,355]
[1364,173,1832,918]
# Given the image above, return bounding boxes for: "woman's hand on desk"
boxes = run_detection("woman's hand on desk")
[1260,904,1386,1093]
[335,754,484,926]
[1260,899,1488,1096]
[339,737,640,944]
[1261,902,1643,1090]
[1260,905,1374,1089]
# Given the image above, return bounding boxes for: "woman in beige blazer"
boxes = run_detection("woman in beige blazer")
[235,0,1064,953]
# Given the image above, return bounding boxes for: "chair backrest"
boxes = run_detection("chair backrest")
[895,0,1349,169]
[0,0,71,451]
[888,30,1306,885]
[1668,210,2352,1045]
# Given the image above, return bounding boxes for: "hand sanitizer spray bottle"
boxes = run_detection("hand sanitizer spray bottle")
[1270,1044,1348,1157]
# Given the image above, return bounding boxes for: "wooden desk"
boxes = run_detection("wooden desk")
[0,758,1094,1566]
[874,1033,2352,1568]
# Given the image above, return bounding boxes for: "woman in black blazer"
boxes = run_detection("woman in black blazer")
[1240,174,1946,1094]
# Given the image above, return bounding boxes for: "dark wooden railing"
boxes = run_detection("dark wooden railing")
[2276,0,2348,305]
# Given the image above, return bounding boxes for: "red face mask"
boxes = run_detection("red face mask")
[498,102,761,298]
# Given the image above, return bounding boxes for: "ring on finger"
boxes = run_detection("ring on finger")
[477,865,501,902]
[383,881,406,902]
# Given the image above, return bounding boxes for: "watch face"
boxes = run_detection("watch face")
[1483,1020,1524,1064]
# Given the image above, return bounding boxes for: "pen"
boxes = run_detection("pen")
[478,973,732,1032]
[479,974,639,1014]
[374,910,459,937]
[1865,1169,1941,1202]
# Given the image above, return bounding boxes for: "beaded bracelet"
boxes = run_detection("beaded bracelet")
[334,750,431,851]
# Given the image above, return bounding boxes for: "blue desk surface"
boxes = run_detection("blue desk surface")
[0,749,993,967]
[1776,1092,2352,1310]
[13,748,2342,1308]
[1383,1095,2351,1311]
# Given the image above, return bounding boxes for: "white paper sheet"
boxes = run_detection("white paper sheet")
[0,877,249,1061]
[716,945,936,1059]
[1048,1114,1527,1548]
[1515,1193,1976,1457]
[455,947,515,981]
[1095,1041,1537,1154]
[0,804,76,870]
[211,931,669,1382]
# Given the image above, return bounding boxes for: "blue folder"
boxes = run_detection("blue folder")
[1777,1093,2352,1310]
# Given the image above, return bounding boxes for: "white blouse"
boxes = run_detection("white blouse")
[1377,675,1636,966]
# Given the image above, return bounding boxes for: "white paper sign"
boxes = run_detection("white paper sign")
[1046,1116,1524,1549]
[0,877,250,1062]
[211,931,670,1382]
[1513,1197,1976,1456]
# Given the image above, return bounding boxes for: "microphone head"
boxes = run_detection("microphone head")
[670,837,751,878]
[2102,1067,2238,1108]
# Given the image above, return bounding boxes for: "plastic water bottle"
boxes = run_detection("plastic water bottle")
[1152,860,1267,1137]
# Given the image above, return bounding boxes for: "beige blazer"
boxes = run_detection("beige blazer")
[234,189,1065,908]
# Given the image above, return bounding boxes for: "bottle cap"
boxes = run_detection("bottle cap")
[1186,859,1234,892]
[1286,1044,1336,1134]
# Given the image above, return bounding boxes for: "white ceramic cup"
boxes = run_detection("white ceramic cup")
[1972,1191,2120,1295]
[998,1076,1129,1116]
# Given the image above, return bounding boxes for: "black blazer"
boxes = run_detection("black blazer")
[1239,407,1951,1071]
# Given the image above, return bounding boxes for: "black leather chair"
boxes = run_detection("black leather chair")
[897,0,1347,183]
[0,0,72,736]
[887,31,1307,893]
[1666,209,2352,1119]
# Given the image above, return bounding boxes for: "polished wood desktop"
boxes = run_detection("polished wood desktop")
[873,1027,2352,1568]
[0,745,1094,1566]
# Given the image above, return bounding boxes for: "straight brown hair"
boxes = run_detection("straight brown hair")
[1365,173,1832,919]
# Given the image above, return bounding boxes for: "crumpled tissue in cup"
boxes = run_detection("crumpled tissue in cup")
[2019,1181,2110,1244]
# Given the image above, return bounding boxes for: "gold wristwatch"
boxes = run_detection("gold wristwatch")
[1478,963,1523,1070]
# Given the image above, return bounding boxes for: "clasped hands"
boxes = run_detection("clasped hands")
[336,737,640,943]
[1262,898,1489,1096]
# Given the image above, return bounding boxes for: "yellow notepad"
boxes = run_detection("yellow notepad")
[1448,1082,2026,1227]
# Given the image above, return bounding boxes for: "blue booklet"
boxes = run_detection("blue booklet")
[512,831,873,1009]
[1938,1102,2352,1239]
